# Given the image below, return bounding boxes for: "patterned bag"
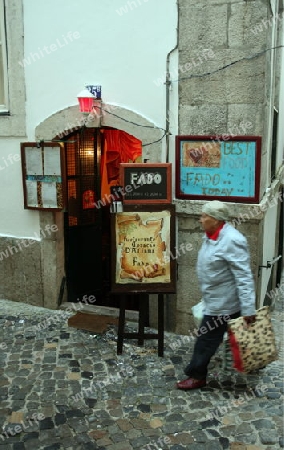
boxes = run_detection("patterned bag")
[227,306,278,373]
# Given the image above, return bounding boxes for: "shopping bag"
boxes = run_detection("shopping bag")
[227,306,278,373]
[191,300,204,327]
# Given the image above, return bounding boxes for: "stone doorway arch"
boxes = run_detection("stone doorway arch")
[34,104,164,309]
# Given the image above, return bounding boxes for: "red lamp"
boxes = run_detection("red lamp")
[77,88,96,114]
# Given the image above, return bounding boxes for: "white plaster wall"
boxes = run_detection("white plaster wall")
[23,0,177,138]
[259,16,284,303]
[260,200,279,304]
[0,0,177,237]
[0,138,40,237]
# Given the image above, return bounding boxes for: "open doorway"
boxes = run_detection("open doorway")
[63,126,142,308]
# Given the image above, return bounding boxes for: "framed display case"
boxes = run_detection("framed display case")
[21,142,66,210]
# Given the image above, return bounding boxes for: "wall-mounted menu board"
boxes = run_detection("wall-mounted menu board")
[175,135,261,203]
[21,142,66,211]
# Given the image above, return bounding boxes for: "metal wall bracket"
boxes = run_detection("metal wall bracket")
[258,255,282,276]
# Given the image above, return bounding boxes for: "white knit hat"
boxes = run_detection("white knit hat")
[202,200,229,221]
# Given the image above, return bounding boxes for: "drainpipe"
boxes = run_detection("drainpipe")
[165,1,179,333]
[165,1,179,163]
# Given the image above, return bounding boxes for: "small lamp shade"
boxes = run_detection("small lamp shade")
[77,89,95,113]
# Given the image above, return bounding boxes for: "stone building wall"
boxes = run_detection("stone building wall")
[169,0,281,334]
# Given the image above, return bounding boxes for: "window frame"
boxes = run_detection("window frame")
[0,0,26,136]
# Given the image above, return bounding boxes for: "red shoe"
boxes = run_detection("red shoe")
[176,378,206,390]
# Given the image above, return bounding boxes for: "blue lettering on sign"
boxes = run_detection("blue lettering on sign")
[180,141,256,197]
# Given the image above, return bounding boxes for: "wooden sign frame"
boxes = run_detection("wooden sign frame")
[119,163,172,204]
[111,204,176,294]
[175,135,261,203]
[21,142,66,211]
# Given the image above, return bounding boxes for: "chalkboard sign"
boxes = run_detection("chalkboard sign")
[176,135,261,203]
[120,163,172,204]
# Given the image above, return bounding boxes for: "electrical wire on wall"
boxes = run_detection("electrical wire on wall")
[50,45,283,148]
[172,45,284,83]
[93,45,284,148]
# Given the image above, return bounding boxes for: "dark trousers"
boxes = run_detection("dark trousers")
[184,311,240,380]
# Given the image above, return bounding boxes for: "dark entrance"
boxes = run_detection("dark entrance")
[63,127,141,309]
[64,128,106,304]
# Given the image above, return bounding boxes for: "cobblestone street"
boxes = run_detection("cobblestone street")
[0,295,283,450]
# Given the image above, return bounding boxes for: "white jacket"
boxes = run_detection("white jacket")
[197,223,256,317]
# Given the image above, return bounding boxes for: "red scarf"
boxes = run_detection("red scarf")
[206,222,225,241]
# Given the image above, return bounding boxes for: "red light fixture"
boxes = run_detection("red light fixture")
[77,88,96,114]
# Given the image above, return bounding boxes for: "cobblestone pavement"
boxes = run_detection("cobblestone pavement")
[0,294,283,450]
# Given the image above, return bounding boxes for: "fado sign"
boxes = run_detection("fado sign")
[130,172,162,185]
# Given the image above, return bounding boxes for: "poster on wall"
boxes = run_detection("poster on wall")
[175,135,261,203]
[21,142,66,211]
[111,204,176,293]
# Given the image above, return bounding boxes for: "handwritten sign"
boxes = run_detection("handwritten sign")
[115,210,171,284]
[111,204,176,294]
[176,136,261,203]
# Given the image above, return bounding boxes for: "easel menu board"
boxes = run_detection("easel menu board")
[176,135,261,203]
[21,142,66,210]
